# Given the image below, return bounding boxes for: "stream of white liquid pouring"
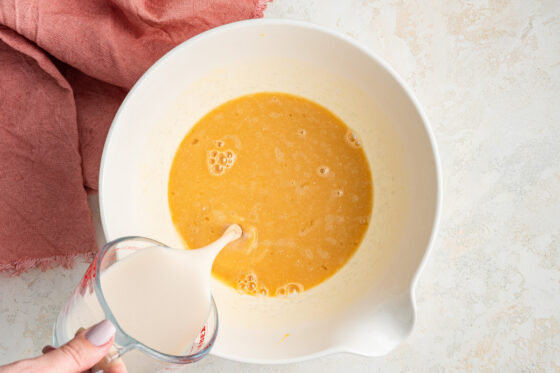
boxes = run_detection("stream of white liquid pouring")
[100,224,242,355]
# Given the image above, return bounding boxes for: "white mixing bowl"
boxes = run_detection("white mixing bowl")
[99,19,441,364]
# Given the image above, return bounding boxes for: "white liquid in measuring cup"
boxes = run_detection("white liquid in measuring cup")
[101,246,211,355]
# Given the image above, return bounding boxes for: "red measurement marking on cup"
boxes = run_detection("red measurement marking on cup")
[197,325,206,351]
[79,255,98,296]
[190,324,207,353]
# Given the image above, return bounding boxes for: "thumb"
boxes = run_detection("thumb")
[38,320,116,373]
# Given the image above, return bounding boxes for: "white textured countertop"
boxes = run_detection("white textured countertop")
[1,1,559,371]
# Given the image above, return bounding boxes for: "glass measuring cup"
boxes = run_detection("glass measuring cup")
[53,237,218,372]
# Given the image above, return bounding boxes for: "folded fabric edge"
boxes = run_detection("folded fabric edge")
[0,251,96,277]
[255,0,273,18]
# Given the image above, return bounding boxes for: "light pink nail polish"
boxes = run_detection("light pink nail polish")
[85,319,116,346]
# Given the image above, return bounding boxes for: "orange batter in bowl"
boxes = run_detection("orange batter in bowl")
[169,92,373,296]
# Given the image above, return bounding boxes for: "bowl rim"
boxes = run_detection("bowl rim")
[99,18,442,364]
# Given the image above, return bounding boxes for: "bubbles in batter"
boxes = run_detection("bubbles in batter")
[335,189,344,197]
[297,128,306,136]
[275,282,304,297]
[207,147,236,176]
[236,272,304,298]
[317,166,330,177]
[219,154,227,165]
[212,164,223,174]
[236,272,267,296]
[345,131,362,148]
[258,287,268,297]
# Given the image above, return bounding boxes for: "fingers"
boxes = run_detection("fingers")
[33,320,116,372]
[104,358,128,373]
[41,328,79,355]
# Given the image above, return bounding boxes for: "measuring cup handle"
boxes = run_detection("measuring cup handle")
[92,342,132,371]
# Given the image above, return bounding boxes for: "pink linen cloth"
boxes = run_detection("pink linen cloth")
[0,0,269,274]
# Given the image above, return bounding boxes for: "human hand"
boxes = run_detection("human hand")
[0,319,127,373]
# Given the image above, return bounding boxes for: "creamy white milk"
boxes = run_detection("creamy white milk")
[101,246,210,355]
[102,224,242,355]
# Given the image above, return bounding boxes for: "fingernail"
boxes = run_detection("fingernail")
[85,319,116,347]
[42,345,55,354]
